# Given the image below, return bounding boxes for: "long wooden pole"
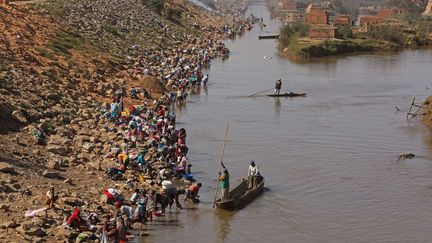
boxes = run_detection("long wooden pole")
[248,88,273,97]
[212,120,229,208]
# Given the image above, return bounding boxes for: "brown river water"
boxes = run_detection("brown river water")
[138,1,432,242]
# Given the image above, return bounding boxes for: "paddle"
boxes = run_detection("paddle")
[212,120,229,208]
[248,88,274,97]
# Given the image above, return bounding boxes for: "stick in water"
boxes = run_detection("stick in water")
[212,120,230,208]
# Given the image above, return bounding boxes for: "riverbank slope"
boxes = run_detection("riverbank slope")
[0,0,249,241]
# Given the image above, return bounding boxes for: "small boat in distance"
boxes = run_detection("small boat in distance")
[267,92,306,97]
[216,177,265,210]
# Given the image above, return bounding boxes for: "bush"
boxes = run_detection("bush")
[366,26,405,45]
[143,0,165,14]
[279,23,310,47]
[338,26,353,39]
[165,7,182,23]
[49,31,84,55]
[103,24,121,37]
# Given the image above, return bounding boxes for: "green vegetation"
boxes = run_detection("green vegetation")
[165,7,182,23]
[44,69,58,80]
[143,0,165,15]
[338,26,353,39]
[103,24,121,37]
[333,0,360,18]
[18,102,31,110]
[48,30,85,55]
[279,23,310,47]
[299,40,375,58]
[35,47,53,59]
[35,2,65,17]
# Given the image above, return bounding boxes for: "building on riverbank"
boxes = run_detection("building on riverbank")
[335,14,351,26]
[278,0,296,11]
[284,11,305,23]
[309,25,338,39]
[306,4,329,25]
[359,15,383,27]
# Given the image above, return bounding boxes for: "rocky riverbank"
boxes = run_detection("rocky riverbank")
[0,0,254,241]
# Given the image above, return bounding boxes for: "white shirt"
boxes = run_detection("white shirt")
[248,165,259,177]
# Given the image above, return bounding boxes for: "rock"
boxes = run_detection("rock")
[100,194,109,204]
[42,170,61,179]
[0,162,16,174]
[0,220,19,229]
[73,135,91,147]
[82,142,94,152]
[47,144,69,155]
[11,110,28,123]
[63,178,73,185]
[49,135,72,144]
[0,184,16,193]
[16,224,46,237]
[0,203,10,211]
[47,159,61,170]
[54,227,75,240]
[60,197,83,207]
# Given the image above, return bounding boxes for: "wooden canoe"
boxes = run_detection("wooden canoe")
[267,92,306,97]
[258,35,280,40]
[216,177,265,210]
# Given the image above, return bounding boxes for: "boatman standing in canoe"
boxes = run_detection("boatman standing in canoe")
[248,161,260,189]
[219,162,230,202]
[275,79,282,95]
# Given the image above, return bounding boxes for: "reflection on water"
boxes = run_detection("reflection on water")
[215,210,236,242]
[274,97,280,117]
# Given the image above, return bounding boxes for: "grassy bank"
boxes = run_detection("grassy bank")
[277,20,432,61]
[279,37,397,60]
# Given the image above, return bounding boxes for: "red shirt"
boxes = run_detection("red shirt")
[188,184,200,194]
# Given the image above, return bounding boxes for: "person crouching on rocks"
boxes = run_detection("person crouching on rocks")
[66,208,86,230]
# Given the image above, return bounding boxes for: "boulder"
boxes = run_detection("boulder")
[0,203,10,211]
[60,197,83,207]
[73,135,91,147]
[0,184,16,193]
[11,110,28,124]
[46,145,69,156]
[16,223,46,237]
[63,178,73,185]
[82,142,94,152]
[0,221,19,229]
[48,135,72,146]
[54,227,75,240]
[42,170,61,179]
[47,159,62,170]
[0,162,16,174]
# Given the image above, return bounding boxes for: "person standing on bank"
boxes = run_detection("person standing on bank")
[219,161,230,202]
[275,79,282,95]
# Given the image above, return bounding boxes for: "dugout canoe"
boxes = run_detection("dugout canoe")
[216,177,265,210]
[267,92,306,97]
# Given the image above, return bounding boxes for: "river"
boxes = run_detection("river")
[139,0,432,242]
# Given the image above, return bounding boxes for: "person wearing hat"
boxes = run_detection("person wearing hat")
[218,161,230,202]
[248,161,260,189]
[275,79,282,95]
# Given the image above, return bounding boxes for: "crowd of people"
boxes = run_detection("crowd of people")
[55,14,259,243]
